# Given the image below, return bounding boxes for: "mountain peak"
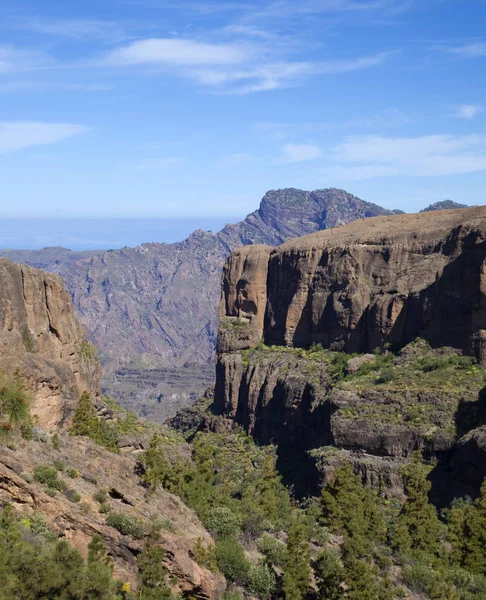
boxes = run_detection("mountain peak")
[420,199,469,212]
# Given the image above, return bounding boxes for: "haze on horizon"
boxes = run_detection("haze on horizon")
[1,0,486,220]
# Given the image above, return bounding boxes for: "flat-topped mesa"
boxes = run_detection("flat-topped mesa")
[0,258,101,429]
[217,206,486,362]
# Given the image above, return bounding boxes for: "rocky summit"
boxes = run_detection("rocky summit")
[0,188,403,420]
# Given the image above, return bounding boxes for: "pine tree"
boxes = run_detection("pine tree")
[283,516,311,600]
[321,462,385,558]
[396,459,440,553]
[137,535,172,599]
[461,481,486,574]
[315,550,344,600]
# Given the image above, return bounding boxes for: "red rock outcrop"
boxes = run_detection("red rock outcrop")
[0,258,101,429]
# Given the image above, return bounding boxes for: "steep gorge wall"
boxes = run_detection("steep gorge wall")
[214,207,486,497]
[218,207,486,360]
[0,258,101,429]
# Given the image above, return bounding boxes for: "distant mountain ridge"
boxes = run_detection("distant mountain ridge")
[0,189,466,419]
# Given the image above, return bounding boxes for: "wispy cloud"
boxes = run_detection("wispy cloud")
[20,19,125,41]
[0,122,88,154]
[0,45,51,73]
[277,143,322,163]
[322,134,486,180]
[106,38,253,66]
[453,105,482,120]
[104,36,391,93]
[244,0,412,21]
[444,42,486,57]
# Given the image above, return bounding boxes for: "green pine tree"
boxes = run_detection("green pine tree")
[283,516,311,600]
[397,459,440,553]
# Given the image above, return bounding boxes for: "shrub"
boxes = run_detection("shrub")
[64,489,81,503]
[18,512,57,542]
[106,512,145,539]
[22,326,36,352]
[66,468,80,479]
[247,563,276,599]
[194,538,218,572]
[94,488,109,504]
[99,503,111,514]
[54,459,65,472]
[205,507,242,539]
[0,376,32,441]
[256,534,286,567]
[215,537,250,584]
[33,465,66,491]
[52,433,60,451]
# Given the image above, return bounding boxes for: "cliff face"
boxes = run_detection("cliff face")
[214,207,486,499]
[218,207,486,358]
[0,258,100,429]
[0,188,401,420]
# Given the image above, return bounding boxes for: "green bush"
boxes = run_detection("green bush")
[205,507,242,539]
[0,376,32,441]
[54,459,65,472]
[0,506,116,599]
[247,563,276,599]
[99,503,111,514]
[18,512,57,542]
[106,512,145,539]
[256,533,286,567]
[215,537,250,584]
[94,488,109,503]
[33,465,66,491]
[66,467,80,479]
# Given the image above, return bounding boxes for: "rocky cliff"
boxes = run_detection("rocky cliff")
[0,188,403,420]
[213,207,486,500]
[0,258,100,429]
[0,257,224,599]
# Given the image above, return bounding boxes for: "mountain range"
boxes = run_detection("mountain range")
[0,189,466,420]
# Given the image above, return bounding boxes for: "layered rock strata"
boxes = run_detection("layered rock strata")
[214,207,486,497]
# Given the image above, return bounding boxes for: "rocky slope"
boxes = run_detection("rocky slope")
[0,257,224,598]
[212,206,486,499]
[0,188,403,420]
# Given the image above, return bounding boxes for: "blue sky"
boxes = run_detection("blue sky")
[1,0,486,219]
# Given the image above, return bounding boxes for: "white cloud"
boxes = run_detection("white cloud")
[102,32,391,93]
[0,45,51,73]
[453,104,482,120]
[278,143,322,163]
[107,38,252,66]
[0,122,88,154]
[323,134,486,180]
[190,52,390,93]
[446,42,486,57]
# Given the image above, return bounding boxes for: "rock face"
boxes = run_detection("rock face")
[0,189,401,419]
[0,258,100,429]
[0,257,224,599]
[213,207,486,498]
[218,206,486,358]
